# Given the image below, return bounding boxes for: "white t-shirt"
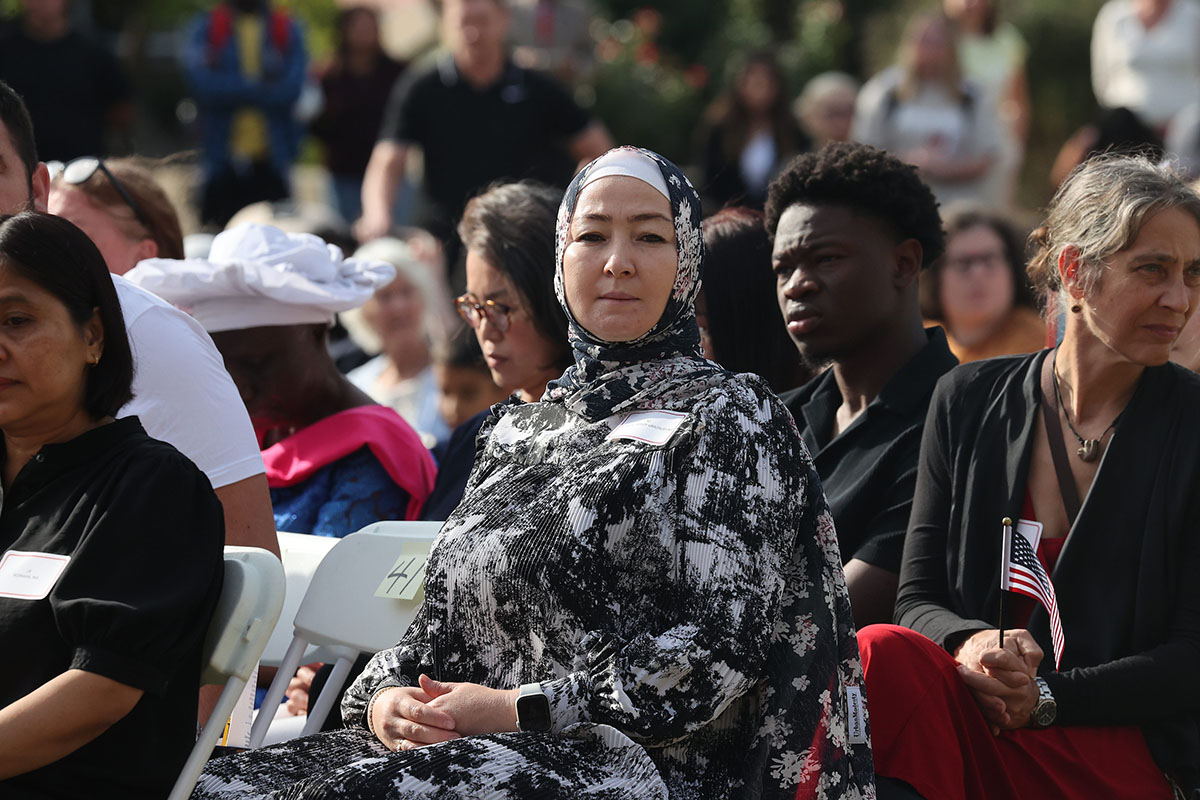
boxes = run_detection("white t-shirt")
[113,275,264,488]
[1091,0,1200,128]
[853,66,1000,207]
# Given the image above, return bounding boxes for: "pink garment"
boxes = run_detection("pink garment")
[262,405,436,520]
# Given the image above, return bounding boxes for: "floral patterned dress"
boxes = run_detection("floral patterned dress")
[193,146,874,800]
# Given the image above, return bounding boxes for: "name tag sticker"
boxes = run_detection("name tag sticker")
[845,684,867,744]
[1016,519,1043,551]
[606,410,688,446]
[374,554,428,601]
[0,550,70,600]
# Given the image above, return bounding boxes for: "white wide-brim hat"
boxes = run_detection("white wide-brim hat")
[126,223,396,333]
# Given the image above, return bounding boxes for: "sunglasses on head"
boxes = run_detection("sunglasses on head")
[47,157,153,232]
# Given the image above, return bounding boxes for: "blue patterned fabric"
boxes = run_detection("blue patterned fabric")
[270,446,410,537]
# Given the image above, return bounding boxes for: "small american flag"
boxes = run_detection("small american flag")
[1001,522,1065,669]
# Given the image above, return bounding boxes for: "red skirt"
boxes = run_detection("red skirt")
[859,625,1173,800]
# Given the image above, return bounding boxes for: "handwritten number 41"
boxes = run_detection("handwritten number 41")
[386,557,424,596]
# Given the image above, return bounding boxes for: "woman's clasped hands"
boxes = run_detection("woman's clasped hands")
[954,628,1043,735]
[369,674,520,751]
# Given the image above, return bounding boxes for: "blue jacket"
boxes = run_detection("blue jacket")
[183,5,307,178]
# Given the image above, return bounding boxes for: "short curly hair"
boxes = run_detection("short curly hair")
[764,142,945,268]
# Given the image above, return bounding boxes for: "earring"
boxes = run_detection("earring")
[1070,303,1082,313]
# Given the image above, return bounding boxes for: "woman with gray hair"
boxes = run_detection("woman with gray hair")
[348,236,453,446]
[858,155,1200,799]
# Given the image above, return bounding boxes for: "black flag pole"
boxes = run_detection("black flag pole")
[999,517,1013,649]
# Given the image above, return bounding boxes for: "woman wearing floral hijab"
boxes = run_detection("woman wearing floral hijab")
[194,148,873,799]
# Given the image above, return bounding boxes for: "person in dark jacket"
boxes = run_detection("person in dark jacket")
[860,154,1200,799]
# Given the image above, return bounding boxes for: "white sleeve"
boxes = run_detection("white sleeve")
[851,70,894,150]
[119,304,264,489]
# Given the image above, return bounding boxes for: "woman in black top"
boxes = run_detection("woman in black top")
[860,155,1200,799]
[0,212,224,798]
[698,51,810,211]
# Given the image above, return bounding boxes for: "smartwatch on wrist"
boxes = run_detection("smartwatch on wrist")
[1032,677,1057,728]
[515,682,551,732]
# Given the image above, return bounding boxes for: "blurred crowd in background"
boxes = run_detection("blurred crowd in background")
[2,0,1196,443]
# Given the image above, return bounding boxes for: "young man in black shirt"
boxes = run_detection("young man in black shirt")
[355,0,611,280]
[766,142,958,628]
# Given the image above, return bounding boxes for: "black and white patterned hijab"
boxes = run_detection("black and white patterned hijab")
[545,146,724,421]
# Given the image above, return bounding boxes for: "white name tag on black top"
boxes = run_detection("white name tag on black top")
[606,410,688,446]
[0,550,70,600]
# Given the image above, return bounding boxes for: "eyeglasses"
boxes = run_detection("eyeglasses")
[455,293,516,333]
[47,157,153,232]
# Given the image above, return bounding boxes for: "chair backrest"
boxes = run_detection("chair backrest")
[169,546,285,800]
[260,531,340,666]
[201,546,287,684]
[292,520,441,655]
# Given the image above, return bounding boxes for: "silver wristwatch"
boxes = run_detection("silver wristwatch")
[1032,677,1057,728]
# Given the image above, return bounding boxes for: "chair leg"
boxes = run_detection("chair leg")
[248,635,309,748]
[168,677,247,800]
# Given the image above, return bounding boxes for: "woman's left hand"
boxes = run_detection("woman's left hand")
[396,675,518,749]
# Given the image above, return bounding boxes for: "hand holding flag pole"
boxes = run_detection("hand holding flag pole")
[999,517,1012,649]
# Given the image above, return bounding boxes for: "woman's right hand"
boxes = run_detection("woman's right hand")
[953,629,1043,732]
[368,685,460,751]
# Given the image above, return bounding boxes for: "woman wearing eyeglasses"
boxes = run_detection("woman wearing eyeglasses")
[920,207,1045,363]
[419,180,571,521]
[457,181,572,405]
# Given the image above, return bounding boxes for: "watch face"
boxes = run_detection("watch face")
[516,691,551,732]
[1034,700,1057,727]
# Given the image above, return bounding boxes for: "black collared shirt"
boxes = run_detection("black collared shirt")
[379,54,592,228]
[0,417,224,799]
[781,328,957,571]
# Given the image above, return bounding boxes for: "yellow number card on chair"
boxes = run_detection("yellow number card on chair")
[375,552,428,601]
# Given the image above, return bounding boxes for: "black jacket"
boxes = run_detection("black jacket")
[897,351,1200,794]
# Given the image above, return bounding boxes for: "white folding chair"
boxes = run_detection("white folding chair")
[261,532,340,666]
[247,521,441,748]
[168,546,286,800]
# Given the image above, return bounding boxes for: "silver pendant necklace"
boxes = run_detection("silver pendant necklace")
[1051,352,1120,463]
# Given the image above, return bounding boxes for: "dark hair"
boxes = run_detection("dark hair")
[457,180,571,371]
[0,212,133,419]
[702,207,809,392]
[0,80,37,194]
[55,157,185,260]
[920,207,1036,320]
[704,50,799,166]
[765,141,945,268]
[333,6,384,67]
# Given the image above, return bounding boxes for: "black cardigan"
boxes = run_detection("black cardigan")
[895,351,1200,794]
